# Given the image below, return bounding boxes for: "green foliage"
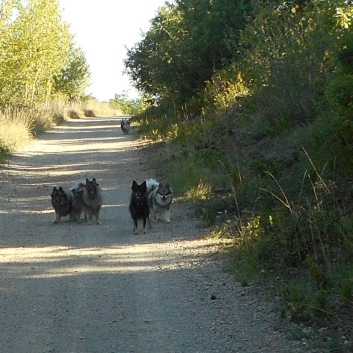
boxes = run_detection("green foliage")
[109,92,143,115]
[251,160,280,178]
[185,179,212,202]
[0,0,89,107]
[124,0,251,105]
[123,0,353,341]
[238,0,339,126]
[335,266,353,303]
[327,30,353,115]
[203,65,250,112]
[1,0,350,334]
[53,46,91,102]
[323,333,352,353]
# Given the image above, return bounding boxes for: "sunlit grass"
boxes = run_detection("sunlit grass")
[0,110,33,153]
[185,179,212,202]
[0,99,122,157]
[75,99,121,117]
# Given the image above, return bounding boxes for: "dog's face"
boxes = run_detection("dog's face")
[155,184,173,204]
[121,119,130,128]
[51,187,69,206]
[85,178,99,196]
[131,180,147,200]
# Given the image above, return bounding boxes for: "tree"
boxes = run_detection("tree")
[109,92,142,115]
[124,0,251,105]
[240,0,344,124]
[0,0,73,106]
[53,46,91,102]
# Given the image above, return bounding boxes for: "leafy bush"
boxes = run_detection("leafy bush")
[69,110,80,119]
[109,92,142,115]
[0,0,89,106]
[124,0,251,106]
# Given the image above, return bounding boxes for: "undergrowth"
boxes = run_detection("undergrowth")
[133,103,353,351]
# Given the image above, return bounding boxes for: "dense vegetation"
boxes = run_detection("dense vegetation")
[125,0,353,348]
[0,0,90,106]
[0,0,116,158]
[109,92,144,116]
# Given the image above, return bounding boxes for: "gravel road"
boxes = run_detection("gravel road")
[0,116,318,353]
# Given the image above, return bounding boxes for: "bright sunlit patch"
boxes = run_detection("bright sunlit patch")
[0,238,227,279]
[20,209,52,215]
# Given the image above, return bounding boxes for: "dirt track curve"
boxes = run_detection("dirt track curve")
[0,116,316,353]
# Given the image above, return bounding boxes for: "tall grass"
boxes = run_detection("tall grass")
[0,108,33,154]
[216,154,353,326]
[0,99,121,159]
[48,99,120,120]
[140,114,353,340]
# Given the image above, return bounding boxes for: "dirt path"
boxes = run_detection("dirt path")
[0,116,315,353]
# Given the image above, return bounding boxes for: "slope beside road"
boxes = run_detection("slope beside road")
[0,116,318,353]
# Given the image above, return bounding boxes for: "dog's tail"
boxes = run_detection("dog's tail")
[70,180,86,193]
[145,178,159,193]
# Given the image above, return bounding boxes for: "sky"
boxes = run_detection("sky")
[58,0,169,102]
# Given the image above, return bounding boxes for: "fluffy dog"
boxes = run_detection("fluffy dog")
[129,180,149,234]
[121,118,130,135]
[79,178,103,225]
[146,179,173,223]
[69,183,85,222]
[51,185,83,223]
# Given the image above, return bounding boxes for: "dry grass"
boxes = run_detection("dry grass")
[0,99,122,156]
[0,111,33,153]
[46,99,121,121]
[70,99,121,118]
[185,179,212,202]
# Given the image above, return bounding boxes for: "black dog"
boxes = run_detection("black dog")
[129,180,149,234]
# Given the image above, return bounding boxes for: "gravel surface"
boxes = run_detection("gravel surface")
[0,116,320,353]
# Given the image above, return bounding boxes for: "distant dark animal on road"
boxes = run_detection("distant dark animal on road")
[121,118,130,135]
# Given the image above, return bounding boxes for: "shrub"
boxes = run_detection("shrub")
[69,110,80,119]
[84,109,96,117]
[0,108,33,153]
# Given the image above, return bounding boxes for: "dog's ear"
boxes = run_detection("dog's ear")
[132,180,138,190]
[86,178,89,184]
[141,181,147,192]
[58,187,63,191]
[92,177,99,186]
[52,187,57,191]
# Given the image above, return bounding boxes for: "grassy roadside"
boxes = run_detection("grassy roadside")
[132,110,353,352]
[0,99,119,162]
